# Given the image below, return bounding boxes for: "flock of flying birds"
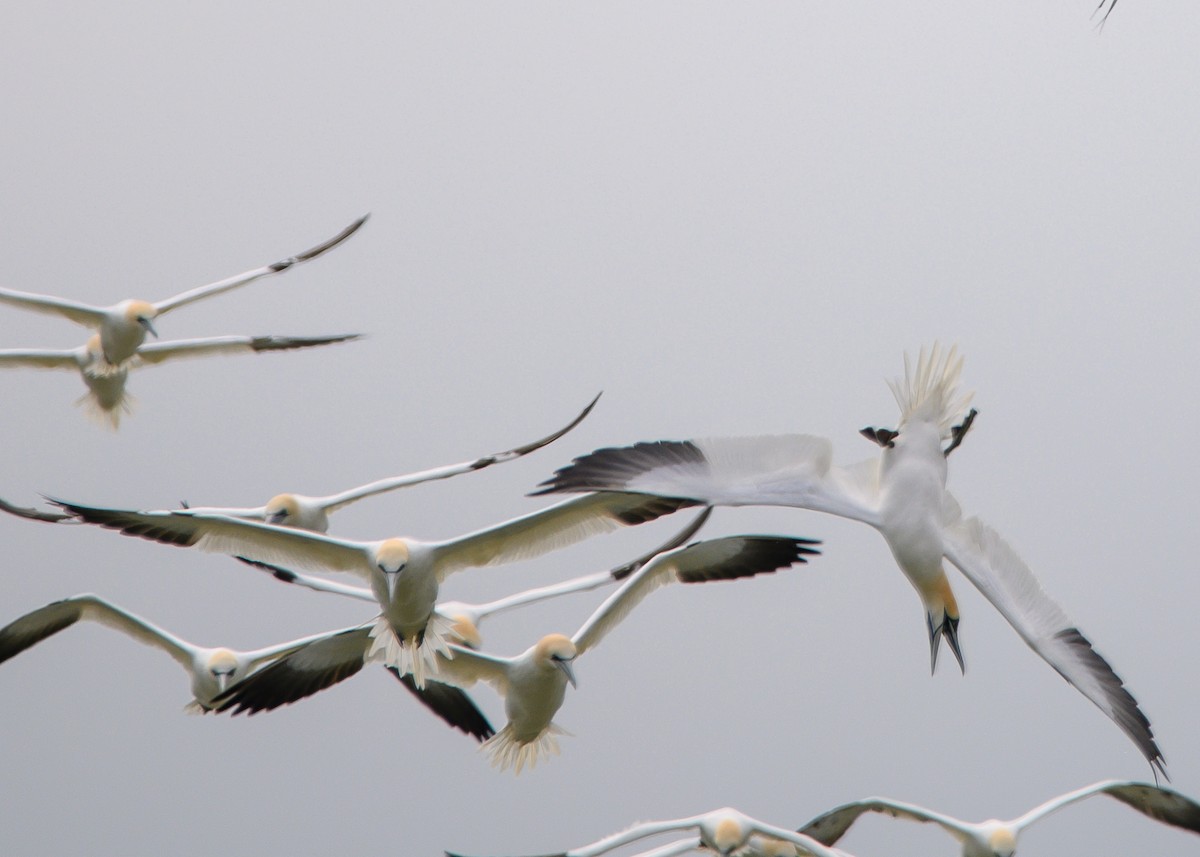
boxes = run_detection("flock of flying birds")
[0,217,1196,856]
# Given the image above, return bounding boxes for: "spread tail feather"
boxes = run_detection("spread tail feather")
[482,722,570,774]
[887,344,974,437]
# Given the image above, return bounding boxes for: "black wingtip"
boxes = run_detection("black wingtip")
[532,439,706,497]
[1053,626,1166,778]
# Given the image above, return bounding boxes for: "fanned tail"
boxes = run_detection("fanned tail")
[481,722,570,774]
[366,614,456,689]
[886,343,973,437]
[74,390,133,430]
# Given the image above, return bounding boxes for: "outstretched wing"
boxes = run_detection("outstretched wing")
[572,535,820,656]
[234,556,377,603]
[212,627,373,714]
[320,393,601,514]
[131,333,361,366]
[798,797,974,846]
[536,435,882,526]
[454,507,716,627]
[0,346,84,370]
[152,215,368,314]
[0,496,76,523]
[941,515,1165,777]
[0,289,105,327]
[213,627,491,739]
[0,594,195,671]
[428,492,697,581]
[1014,780,1200,835]
[387,668,495,742]
[51,500,371,578]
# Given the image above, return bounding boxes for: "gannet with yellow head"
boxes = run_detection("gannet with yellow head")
[538,344,1167,777]
[798,780,1200,856]
[444,807,843,857]
[0,213,366,373]
[0,593,363,712]
[432,531,820,772]
[53,491,699,689]
[0,330,360,428]
[203,510,714,726]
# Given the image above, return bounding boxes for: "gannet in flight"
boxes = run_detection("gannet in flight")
[0,593,492,735]
[208,508,713,719]
[9,394,596,527]
[445,807,843,857]
[0,214,367,372]
[431,532,820,772]
[161,393,600,532]
[0,593,361,712]
[562,835,808,857]
[798,780,1200,856]
[52,491,696,687]
[0,332,360,428]
[536,344,1166,777]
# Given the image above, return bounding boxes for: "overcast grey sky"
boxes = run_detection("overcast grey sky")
[1,3,1197,855]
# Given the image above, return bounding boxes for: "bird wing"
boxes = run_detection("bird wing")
[151,214,368,314]
[51,500,372,577]
[0,346,84,369]
[432,645,512,694]
[798,797,975,846]
[443,817,708,857]
[130,333,361,366]
[320,393,601,514]
[0,594,195,672]
[461,507,715,625]
[941,514,1165,777]
[621,838,702,857]
[572,534,820,656]
[535,435,882,526]
[387,668,496,742]
[742,819,849,857]
[212,627,373,714]
[0,496,76,523]
[564,816,711,857]
[233,556,377,603]
[1013,780,1200,835]
[428,492,697,581]
[0,288,105,327]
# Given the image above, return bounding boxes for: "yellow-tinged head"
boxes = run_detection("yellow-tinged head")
[713,818,745,855]
[449,614,482,649]
[265,494,301,526]
[123,300,159,337]
[534,634,578,687]
[376,538,410,573]
[987,827,1017,857]
[207,648,239,693]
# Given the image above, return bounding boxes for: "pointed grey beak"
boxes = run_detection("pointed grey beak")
[216,673,230,694]
[139,317,158,338]
[384,570,400,600]
[555,657,577,689]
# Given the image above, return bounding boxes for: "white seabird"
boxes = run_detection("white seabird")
[0,214,366,372]
[0,331,360,428]
[797,780,1200,856]
[433,531,820,773]
[0,593,360,712]
[445,807,843,857]
[52,491,696,687]
[536,344,1166,777]
[206,509,713,733]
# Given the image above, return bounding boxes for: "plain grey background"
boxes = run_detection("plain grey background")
[0,3,1196,855]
